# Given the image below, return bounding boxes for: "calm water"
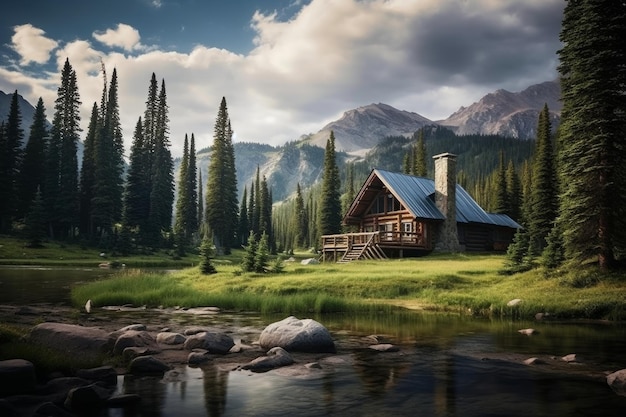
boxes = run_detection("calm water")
[1,267,625,416]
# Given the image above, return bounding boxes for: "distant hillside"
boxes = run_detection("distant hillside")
[439,80,561,138]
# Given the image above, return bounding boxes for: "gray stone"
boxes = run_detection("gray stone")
[242,347,294,372]
[259,316,335,353]
[183,331,235,354]
[300,258,319,265]
[0,359,36,395]
[607,369,626,396]
[28,323,112,359]
[368,343,400,352]
[107,393,142,407]
[523,357,545,365]
[76,366,117,386]
[123,346,149,362]
[561,353,578,363]
[128,355,170,375]
[157,331,186,345]
[184,326,209,336]
[118,324,147,332]
[507,298,523,307]
[188,349,211,365]
[518,328,538,336]
[113,330,161,355]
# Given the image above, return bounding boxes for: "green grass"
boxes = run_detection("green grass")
[71,252,626,320]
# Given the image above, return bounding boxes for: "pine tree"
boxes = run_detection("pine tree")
[80,103,99,238]
[174,134,190,253]
[242,231,258,272]
[528,104,558,256]
[505,160,521,222]
[493,151,509,215]
[205,97,238,254]
[92,67,125,241]
[148,79,174,245]
[557,0,626,270]
[23,187,46,247]
[254,232,270,273]
[185,134,198,239]
[414,128,427,177]
[47,59,81,239]
[238,186,249,247]
[292,183,307,249]
[197,171,204,236]
[318,131,342,237]
[122,117,150,239]
[199,234,217,274]
[18,97,48,220]
[0,91,24,232]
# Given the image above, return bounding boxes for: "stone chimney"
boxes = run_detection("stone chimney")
[433,153,460,252]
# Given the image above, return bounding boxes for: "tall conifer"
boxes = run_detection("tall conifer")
[318,131,342,237]
[557,0,626,270]
[18,97,47,220]
[0,91,24,232]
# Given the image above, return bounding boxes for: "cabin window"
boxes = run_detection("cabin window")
[402,222,412,242]
[368,193,404,215]
[379,223,393,240]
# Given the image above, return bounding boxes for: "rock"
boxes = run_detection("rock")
[157,331,186,345]
[113,330,161,355]
[76,366,117,386]
[183,332,235,354]
[607,369,626,396]
[118,324,147,332]
[561,353,578,363]
[507,298,522,307]
[64,384,111,412]
[259,316,335,353]
[35,402,75,417]
[128,356,170,375]
[523,357,545,365]
[184,326,209,336]
[518,328,538,336]
[305,362,322,369]
[85,299,92,313]
[107,393,142,407]
[123,346,150,362]
[300,258,319,265]
[368,343,400,352]
[188,349,211,365]
[0,359,36,395]
[242,347,294,372]
[29,323,112,360]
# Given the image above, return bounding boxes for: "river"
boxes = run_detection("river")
[1,266,625,416]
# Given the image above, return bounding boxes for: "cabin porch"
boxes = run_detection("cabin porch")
[320,231,431,263]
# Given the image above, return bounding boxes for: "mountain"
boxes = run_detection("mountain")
[438,80,561,138]
[0,90,43,136]
[305,103,432,155]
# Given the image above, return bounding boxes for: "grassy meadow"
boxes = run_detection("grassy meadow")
[70,251,626,320]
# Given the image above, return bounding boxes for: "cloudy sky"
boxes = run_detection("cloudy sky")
[0,0,564,157]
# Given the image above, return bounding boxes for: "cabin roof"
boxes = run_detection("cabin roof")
[344,169,521,229]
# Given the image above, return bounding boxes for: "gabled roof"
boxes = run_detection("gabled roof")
[344,169,521,229]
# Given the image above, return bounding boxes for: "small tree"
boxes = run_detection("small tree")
[241,231,257,272]
[199,235,216,274]
[541,223,565,270]
[502,228,533,274]
[254,232,270,273]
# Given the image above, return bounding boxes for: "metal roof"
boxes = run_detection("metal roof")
[345,169,521,229]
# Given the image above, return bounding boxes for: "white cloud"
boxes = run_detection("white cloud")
[93,23,143,52]
[0,0,563,159]
[10,24,58,65]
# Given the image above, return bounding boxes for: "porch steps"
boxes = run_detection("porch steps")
[338,243,388,263]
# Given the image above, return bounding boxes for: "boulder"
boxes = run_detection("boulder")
[607,369,626,396]
[183,332,235,354]
[157,332,186,345]
[507,298,523,307]
[123,346,150,362]
[184,326,209,336]
[64,384,111,412]
[188,349,211,365]
[259,316,335,353]
[28,323,112,359]
[300,258,319,265]
[76,366,118,386]
[0,359,36,395]
[523,357,545,365]
[242,347,294,372]
[561,353,578,363]
[118,324,147,332]
[113,330,161,355]
[518,328,538,336]
[128,356,170,375]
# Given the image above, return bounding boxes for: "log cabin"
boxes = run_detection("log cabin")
[321,153,521,262]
